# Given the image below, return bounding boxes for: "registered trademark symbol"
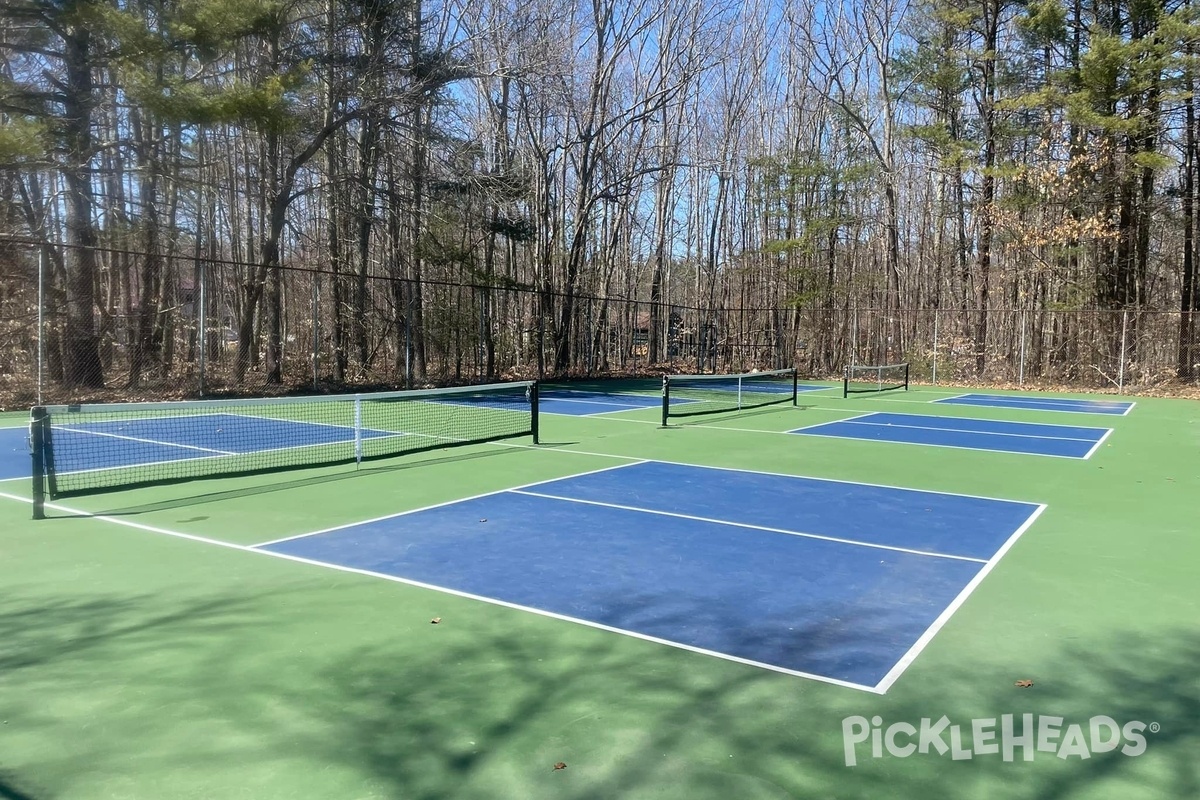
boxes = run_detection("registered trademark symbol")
[1149,722,1161,734]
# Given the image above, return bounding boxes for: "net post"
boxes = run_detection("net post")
[661,375,670,427]
[30,407,46,520]
[529,381,540,444]
[791,368,798,406]
[842,369,849,399]
[904,362,910,391]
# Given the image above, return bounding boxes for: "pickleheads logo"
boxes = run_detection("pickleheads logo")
[841,715,1157,767]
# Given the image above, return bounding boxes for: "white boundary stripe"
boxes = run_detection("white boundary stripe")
[510,489,988,563]
[786,412,876,433]
[250,460,649,547]
[42,434,373,480]
[42,424,452,481]
[487,442,1045,507]
[837,415,1106,443]
[873,503,1048,693]
[58,426,239,455]
[0,488,879,694]
[786,427,1092,460]
[956,394,1136,411]
[541,394,657,408]
[928,393,969,404]
[1082,427,1115,460]
[932,395,1135,415]
[44,430,1042,512]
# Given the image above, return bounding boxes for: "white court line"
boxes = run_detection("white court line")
[223,411,360,433]
[927,393,969,404]
[543,396,654,408]
[786,412,876,433]
[785,428,1092,460]
[489,442,1046,507]
[39,428,432,481]
[250,459,649,548]
[932,395,1134,416]
[510,489,988,564]
[58,426,238,455]
[0,488,879,694]
[874,504,1048,693]
[835,416,1107,443]
[25,426,1047,522]
[1082,427,1115,460]
[959,394,1134,411]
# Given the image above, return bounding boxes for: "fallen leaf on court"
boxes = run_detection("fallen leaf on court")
[1015,679,1034,688]
[553,762,567,770]
[430,617,442,624]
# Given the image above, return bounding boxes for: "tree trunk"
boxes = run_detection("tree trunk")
[61,23,104,388]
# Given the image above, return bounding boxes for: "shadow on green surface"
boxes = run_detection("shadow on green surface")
[0,583,1195,800]
[0,774,39,800]
[290,619,1200,800]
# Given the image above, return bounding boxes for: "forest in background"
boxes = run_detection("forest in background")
[2,0,1199,401]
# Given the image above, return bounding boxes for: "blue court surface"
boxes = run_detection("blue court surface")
[934,393,1135,415]
[258,460,1044,691]
[789,412,1111,458]
[0,426,29,481]
[35,413,403,476]
[539,390,665,416]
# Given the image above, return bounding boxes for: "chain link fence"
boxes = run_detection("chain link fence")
[2,239,1197,406]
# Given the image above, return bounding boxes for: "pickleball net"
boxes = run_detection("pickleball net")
[842,363,909,397]
[661,368,797,425]
[30,381,538,518]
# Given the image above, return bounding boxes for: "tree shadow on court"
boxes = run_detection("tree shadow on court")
[272,608,1200,800]
[0,588,271,799]
[0,773,39,800]
[3,582,1196,799]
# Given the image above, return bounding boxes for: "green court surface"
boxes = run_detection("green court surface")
[1,383,1198,799]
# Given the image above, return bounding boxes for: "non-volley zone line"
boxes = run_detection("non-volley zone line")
[933,393,1135,416]
[255,460,1044,692]
[789,412,1112,459]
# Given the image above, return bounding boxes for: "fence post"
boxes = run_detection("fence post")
[37,246,45,405]
[1118,309,1128,393]
[851,306,859,369]
[405,280,414,389]
[312,269,320,389]
[931,311,938,386]
[1019,309,1027,386]
[197,258,207,397]
[537,299,545,380]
